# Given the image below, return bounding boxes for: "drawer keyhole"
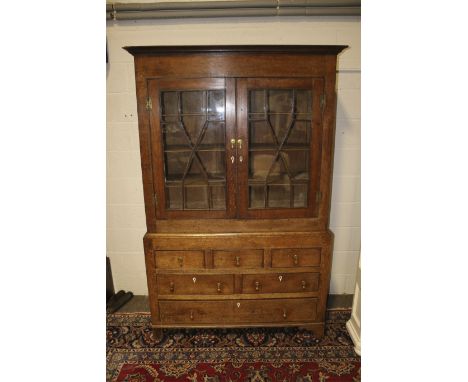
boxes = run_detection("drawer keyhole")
[177,257,184,267]
[301,280,307,290]
[169,282,175,293]
[255,281,261,291]
[192,277,197,283]
[283,309,287,319]
[217,282,222,293]
[235,256,241,267]
[190,310,194,320]
[278,275,283,282]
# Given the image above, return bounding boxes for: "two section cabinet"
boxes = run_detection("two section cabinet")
[125,45,347,338]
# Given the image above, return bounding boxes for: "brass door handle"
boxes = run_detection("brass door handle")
[230,138,236,149]
[301,280,306,290]
[169,281,175,293]
[217,282,222,293]
[177,257,183,267]
[293,254,299,266]
[237,139,242,149]
[235,256,241,267]
[255,281,260,291]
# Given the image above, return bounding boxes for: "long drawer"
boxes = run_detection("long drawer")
[159,300,232,324]
[159,298,317,324]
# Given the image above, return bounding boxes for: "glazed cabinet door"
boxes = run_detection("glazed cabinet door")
[236,78,324,218]
[148,78,236,219]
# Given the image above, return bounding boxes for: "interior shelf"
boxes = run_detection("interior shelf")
[248,173,309,186]
[249,143,309,152]
[166,174,226,186]
[164,144,225,153]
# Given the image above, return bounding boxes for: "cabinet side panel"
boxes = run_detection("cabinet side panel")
[144,235,160,324]
[319,56,339,227]
[135,58,156,231]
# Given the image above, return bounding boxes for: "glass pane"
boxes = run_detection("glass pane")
[268,185,291,208]
[249,186,265,209]
[160,88,227,211]
[247,88,312,210]
[185,185,209,209]
[293,185,308,207]
[161,92,178,115]
[165,186,183,210]
[181,91,205,114]
[211,186,226,210]
[201,121,225,146]
[208,90,225,120]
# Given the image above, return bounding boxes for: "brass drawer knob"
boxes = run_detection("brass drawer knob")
[301,280,306,290]
[283,309,287,319]
[235,256,241,267]
[293,254,299,266]
[177,257,184,267]
[255,281,260,291]
[169,281,175,292]
[190,310,194,320]
[217,282,222,293]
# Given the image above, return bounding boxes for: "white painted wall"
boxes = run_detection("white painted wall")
[106,15,361,295]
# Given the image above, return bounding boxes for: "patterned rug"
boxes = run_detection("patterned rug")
[107,310,360,381]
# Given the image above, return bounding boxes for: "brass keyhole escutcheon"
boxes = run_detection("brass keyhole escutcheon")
[278,275,283,282]
[236,302,241,308]
[190,310,194,320]
[217,282,222,293]
[255,281,260,291]
[235,256,240,267]
[301,280,306,289]
[177,257,183,267]
[283,309,287,319]
[169,282,175,292]
[192,277,197,283]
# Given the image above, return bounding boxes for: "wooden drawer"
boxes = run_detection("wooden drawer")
[159,300,232,324]
[157,274,234,295]
[155,250,205,269]
[212,249,263,269]
[271,248,321,268]
[235,298,317,323]
[242,272,319,294]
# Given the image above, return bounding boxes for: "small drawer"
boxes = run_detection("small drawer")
[234,298,317,323]
[212,249,263,269]
[157,274,234,295]
[159,300,232,324]
[271,248,321,268]
[155,250,205,269]
[242,272,319,294]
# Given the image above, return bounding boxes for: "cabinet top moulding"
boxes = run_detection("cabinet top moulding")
[123,45,348,56]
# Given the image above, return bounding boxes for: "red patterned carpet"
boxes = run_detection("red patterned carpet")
[106,310,360,382]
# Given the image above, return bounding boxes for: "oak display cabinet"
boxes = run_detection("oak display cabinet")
[124,45,347,337]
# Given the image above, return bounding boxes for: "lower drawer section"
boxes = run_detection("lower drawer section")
[159,298,317,325]
[159,300,232,324]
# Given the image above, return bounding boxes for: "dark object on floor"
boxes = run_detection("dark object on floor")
[106,257,115,303]
[106,290,134,314]
[106,309,360,382]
